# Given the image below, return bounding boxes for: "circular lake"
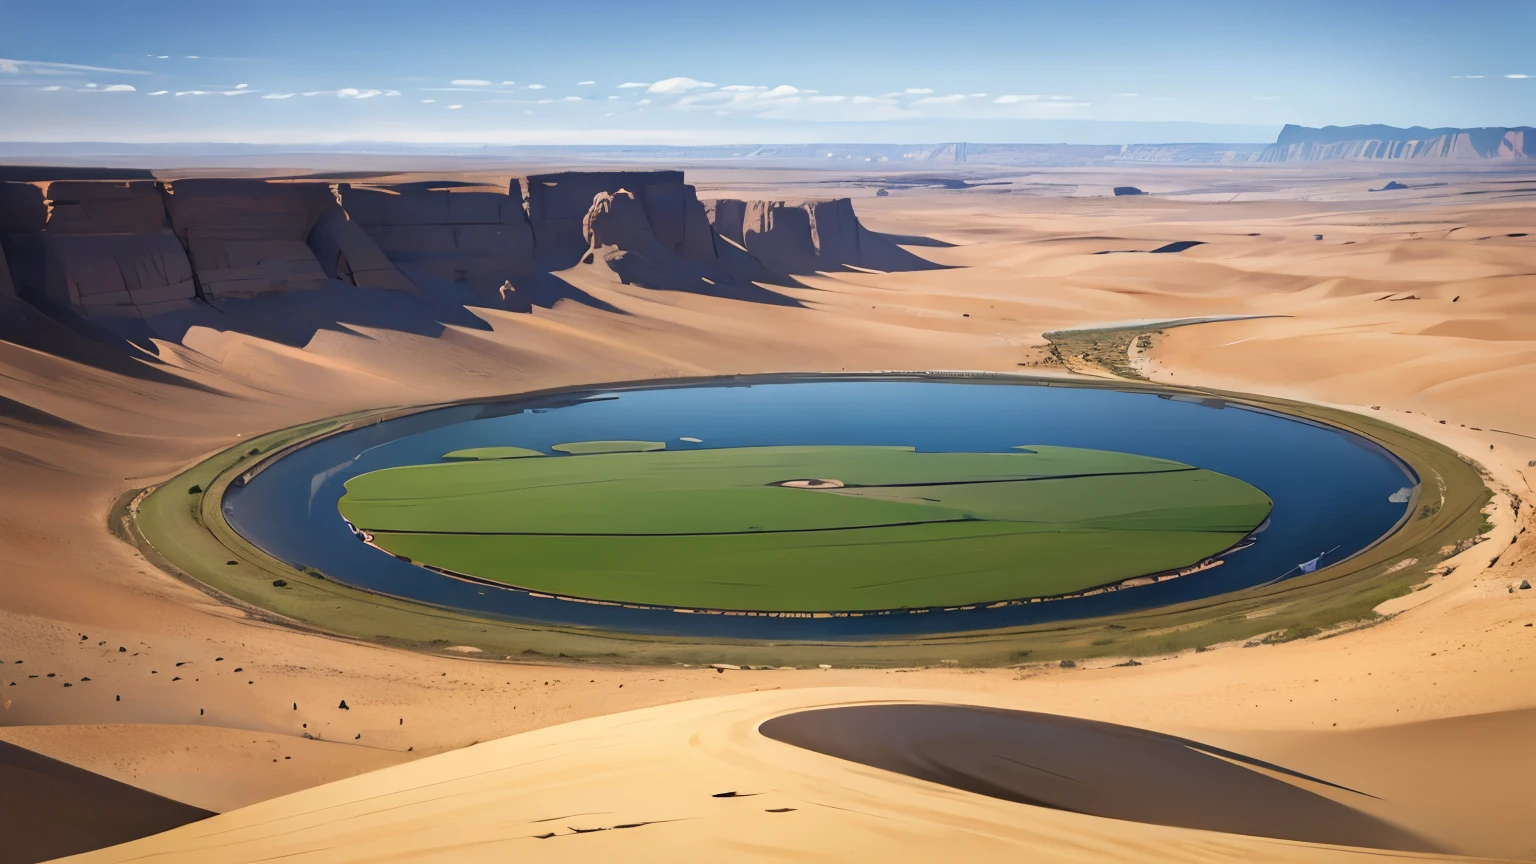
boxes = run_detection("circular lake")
[224,376,1417,639]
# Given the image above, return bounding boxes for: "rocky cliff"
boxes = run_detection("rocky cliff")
[706,198,941,275]
[0,170,936,346]
[1260,125,1533,162]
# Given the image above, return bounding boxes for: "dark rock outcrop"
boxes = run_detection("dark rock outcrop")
[1261,125,1533,162]
[1113,186,1145,196]
[1370,181,1409,192]
[526,171,688,268]
[1,181,197,320]
[340,182,535,293]
[164,180,335,298]
[582,189,797,305]
[706,198,942,275]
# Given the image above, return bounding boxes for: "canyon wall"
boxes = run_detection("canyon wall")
[706,198,941,275]
[340,182,534,293]
[0,181,197,320]
[1260,125,1533,162]
[1,170,933,342]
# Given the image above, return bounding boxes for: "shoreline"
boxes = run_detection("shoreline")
[122,371,1489,666]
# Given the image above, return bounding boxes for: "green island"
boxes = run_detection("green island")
[443,447,546,460]
[338,444,1272,611]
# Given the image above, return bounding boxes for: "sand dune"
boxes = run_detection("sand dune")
[0,164,1532,862]
[47,689,1500,864]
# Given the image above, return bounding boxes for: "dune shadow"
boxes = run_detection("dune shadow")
[760,704,1436,853]
[0,739,212,864]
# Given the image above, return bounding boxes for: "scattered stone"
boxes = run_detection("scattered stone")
[188,485,202,495]
[1059,659,1077,669]
[271,579,287,588]
[1521,580,1531,590]
[338,699,350,710]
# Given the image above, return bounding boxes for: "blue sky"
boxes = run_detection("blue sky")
[0,0,1530,145]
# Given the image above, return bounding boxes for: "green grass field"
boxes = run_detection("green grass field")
[338,444,1272,611]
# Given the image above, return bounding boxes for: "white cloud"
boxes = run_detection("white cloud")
[235,83,248,89]
[1115,92,1140,97]
[302,91,322,96]
[761,84,799,97]
[421,98,436,103]
[1450,75,1484,79]
[500,80,515,85]
[535,98,553,104]
[637,98,651,105]
[720,84,764,92]
[560,95,581,102]
[607,95,620,100]
[617,82,649,88]
[147,90,168,96]
[646,77,714,94]
[185,55,199,59]
[221,89,254,96]
[447,104,463,109]
[0,57,149,76]
[175,90,208,96]
[1508,74,1530,79]
[38,85,61,91]
[1047,95,1075,100]
[451,79,492,86]
[912,94,965,104]
[262,93,294,99]
[902,87,933,95]
[577,80,595,85]
[969,93,988,98]
[809,95,846,103]
[527,83,545,89]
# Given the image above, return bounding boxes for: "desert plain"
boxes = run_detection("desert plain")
[1,161,1533,863]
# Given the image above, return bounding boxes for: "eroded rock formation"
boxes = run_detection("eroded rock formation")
[706,198,940,275]
[581,189,797,305]
[340,182,534,293]
[165,180,334,298]
[1,169,938,347]
[0,181,197,320]
[527,171,690,268]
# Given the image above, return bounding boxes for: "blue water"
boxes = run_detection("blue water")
[224,377,1415,639]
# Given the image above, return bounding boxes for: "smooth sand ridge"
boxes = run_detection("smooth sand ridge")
[1,166,1534,861]
[48,688,1485,864]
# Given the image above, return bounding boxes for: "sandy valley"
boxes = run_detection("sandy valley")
[1,162,1533,862]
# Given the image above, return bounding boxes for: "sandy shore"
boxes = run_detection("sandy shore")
[1,164,1533,862]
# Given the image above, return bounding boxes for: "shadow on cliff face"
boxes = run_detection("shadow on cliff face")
[0,172,948,371]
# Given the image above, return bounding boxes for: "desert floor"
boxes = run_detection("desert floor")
[1,163,1533,862]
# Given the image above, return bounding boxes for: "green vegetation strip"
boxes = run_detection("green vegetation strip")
[120,374,1491,667]
[340,445,1270,611]
[442,447,545,460]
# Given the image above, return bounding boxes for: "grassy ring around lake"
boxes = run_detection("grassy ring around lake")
[117,373,1491,667]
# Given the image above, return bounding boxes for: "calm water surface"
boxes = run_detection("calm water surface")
[224,377,1415,638]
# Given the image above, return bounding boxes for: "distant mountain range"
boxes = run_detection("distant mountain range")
[0,125,1528,169]
[1259,125,1533,162]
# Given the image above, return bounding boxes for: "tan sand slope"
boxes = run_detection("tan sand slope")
[48,689,1491,864]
